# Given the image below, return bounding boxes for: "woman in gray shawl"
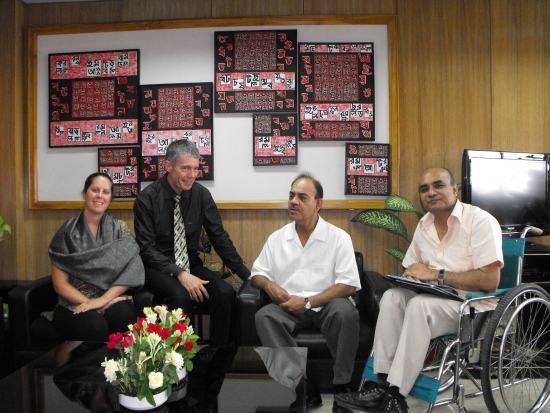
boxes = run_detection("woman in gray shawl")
[48,172,145,341]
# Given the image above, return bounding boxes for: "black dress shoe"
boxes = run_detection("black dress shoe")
[334,381,386,411]
[333,382,353,395]
[379,388,408,413]
[289,379,322,413]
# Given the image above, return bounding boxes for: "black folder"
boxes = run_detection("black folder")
[384,275,464,302]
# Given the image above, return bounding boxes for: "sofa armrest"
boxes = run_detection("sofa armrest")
[236,279,266,346]
[9,276,58,351]
[359,271,391,330]
[133,289,155,317]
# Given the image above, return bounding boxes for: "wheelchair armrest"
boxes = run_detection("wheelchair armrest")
[236,279,269,346]
[8,276,58,351]
[465,288,511,299]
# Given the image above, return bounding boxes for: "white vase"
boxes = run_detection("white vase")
[167,367,188,403]
[177,366,187,381]
[119,389,169,411]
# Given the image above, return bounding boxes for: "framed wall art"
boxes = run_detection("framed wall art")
[345,143,389,196]
[98,147,140,198]
[253,113,297,166]
[48,49,139,147]
[299,43,374,141]
[214,29,297,113]
[30,16,397,209]
[140,83,213,181]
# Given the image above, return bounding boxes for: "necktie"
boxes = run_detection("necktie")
[174,195,190,272]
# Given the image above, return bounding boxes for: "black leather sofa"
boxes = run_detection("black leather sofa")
[8,278,210,368]
[8,277,155,368]
[9,253,391,387]
[236,252,391,391]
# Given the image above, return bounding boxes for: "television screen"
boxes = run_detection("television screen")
[462,149,550,236]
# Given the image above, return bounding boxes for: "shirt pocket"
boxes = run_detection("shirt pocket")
[310,264,333,291]
[450,246,473,272]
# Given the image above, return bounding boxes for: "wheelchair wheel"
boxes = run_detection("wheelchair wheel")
[481,284,550,413]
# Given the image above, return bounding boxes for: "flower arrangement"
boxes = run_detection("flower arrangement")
[101,305,199,407]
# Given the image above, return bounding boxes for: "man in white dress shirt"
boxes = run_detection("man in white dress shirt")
[251,172,362,410]
[335,167,503,413]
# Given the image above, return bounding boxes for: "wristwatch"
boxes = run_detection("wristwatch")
[438,269,445,286]
[304,297,312,310]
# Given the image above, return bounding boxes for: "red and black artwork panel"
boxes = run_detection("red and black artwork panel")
[98,146,140,198]
[345,143,389,196]
[253,114,297,166]
[299,43,374,141]
[139,83,213,181]
[215,30,297,113]
[49,50,139,147]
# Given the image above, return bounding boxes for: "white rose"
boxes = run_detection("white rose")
[102,359,119,382]
[148,372,164,390]
[165,350,184,369]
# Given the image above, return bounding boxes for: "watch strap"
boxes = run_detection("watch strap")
[438,269,445,286]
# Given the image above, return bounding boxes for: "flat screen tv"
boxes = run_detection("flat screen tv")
[462,149,550,237]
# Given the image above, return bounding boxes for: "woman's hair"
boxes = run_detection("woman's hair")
[82,172,114,196]
[165,139,200,164]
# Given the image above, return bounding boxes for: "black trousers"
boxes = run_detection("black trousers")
[52,300,137,341]
[144,265,236,346]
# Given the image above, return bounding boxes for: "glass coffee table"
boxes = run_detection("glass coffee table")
[0,342,307,413]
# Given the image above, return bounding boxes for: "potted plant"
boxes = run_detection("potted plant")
[0,215,12,243]
[351,194,423,262]
[102,305,199,410]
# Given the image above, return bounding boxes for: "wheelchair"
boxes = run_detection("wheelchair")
[358,226,550,413]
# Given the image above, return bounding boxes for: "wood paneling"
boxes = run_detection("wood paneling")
[304,0,396,15]
[0,0,23,280]
[491,0,550,153]
[24,0,123,26]
[122,0,211,22]
[397,0,492,202]
[5,0,550,280]
[211,0,304,18]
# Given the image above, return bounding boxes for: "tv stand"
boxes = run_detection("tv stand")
[523,242,550,285]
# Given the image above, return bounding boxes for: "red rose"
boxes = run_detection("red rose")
[159,327,171,340]
[175,322,187,333]
[120,332,134,347]
[147,323,160,334]
[134,318,147,336]
[184,341,194,351]
[107,332,122,349]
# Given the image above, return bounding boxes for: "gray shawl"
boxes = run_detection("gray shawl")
[48,211,144,291]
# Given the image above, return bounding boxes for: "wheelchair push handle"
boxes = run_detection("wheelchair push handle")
[521,226,543,238]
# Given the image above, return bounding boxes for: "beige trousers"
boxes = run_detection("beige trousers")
[372,288,462,396]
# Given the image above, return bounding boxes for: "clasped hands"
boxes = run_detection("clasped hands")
[265,282,307,314]
[73,296,127,314]
[402,261,438,283]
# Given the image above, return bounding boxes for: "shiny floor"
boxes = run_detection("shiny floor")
[314,380,550,413]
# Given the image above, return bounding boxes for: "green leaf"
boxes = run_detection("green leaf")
[351,210,410,242]
[0,222,11,242]
[386,247,406,262]
[384,195,424,220]
[185,358,194,372]
[145,391,156,406]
